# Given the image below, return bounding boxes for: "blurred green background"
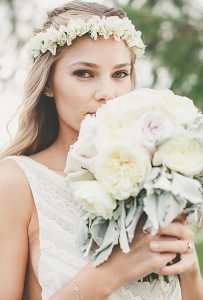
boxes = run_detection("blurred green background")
[194,226,203,275]
[1,0,203,274]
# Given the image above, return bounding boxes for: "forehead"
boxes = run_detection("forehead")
[58,35,132,65]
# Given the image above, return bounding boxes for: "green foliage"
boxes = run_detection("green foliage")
[194,227,203,275]
[196,243,203,276]
[117,0,203,111]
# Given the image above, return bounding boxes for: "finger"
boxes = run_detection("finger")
[162,253,177,266]
[157,258,194,276]
[153,253,177,270]
[173,213,187,224]
[158,223,194,241]
[149,240,194,254]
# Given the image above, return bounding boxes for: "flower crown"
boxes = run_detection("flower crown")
[28,15,146,62]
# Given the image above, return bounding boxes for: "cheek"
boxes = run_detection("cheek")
[52,79,88,130]
[118,77,133,95]
[55,98,85,131]
[53,73,91,107]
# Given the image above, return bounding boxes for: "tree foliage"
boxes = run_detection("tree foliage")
[116,0,203,110]
[0,0,36,88]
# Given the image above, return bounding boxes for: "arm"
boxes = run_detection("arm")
[51,261,117,300]
[0,159,32,299]
[0,159,115,300]
[179,259,203,300]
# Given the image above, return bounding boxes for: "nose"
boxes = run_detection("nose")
[94,81,116,103]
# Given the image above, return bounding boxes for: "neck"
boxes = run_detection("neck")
[48,125,79,170]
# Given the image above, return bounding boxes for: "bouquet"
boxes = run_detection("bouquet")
[64,88,203,283]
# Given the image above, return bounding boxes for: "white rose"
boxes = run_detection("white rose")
[153,130,203,176]
[70,181,117,219]
[64,115,98,173]
[92,143,151,200]
[157,89,198,125]
[94,89,162,148]
[95,110,136,146]
[188,115,203,146]
[132,112,174,154]
[93,90,151,142]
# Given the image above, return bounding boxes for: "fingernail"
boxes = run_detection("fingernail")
[150,242,159,249]
[143,228,151,235]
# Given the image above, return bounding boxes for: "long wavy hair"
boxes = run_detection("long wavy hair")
[0,0,136,159]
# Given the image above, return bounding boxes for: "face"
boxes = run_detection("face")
[49,35,133,133]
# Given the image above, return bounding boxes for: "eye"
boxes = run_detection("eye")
[113,70,130,78]
[73,69,93,78]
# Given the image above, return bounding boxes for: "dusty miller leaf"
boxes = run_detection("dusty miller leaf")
[92,219,119,266]
[171,172,202,204]
[89,217,109,246]
[119,201,130,253]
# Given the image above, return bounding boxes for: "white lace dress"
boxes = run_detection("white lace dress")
[4,155,182,300]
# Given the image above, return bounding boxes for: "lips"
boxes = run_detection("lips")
[87,112,96,116]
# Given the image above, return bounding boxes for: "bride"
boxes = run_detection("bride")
[0,1,202,299]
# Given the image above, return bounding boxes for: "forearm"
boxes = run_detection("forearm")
[50,262,119,300]
[179,267,203,300]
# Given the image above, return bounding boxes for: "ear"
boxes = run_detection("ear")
[44,81,54,97]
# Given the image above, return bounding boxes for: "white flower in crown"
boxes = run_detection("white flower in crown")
[29,32,44,59]
[100,16,121,40]
[65,19,89,39]
[87,15,104,40]
[42,27,60,55]
[59,25,76,46]
[28,15,146,61]
[57,26,71,45]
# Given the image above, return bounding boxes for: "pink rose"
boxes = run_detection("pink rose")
[133,112,174,155]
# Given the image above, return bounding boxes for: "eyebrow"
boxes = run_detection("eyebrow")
[69,62,131,69]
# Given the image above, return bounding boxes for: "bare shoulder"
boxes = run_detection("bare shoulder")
[0,158,33,225]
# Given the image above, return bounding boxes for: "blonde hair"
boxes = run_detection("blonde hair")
[0,0,136,159]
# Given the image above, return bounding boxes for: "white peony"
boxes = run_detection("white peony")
[153,129,203,176]
[92,143,151,200]
[70,180,117,219]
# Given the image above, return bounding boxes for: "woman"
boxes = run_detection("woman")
[0,1,202,299]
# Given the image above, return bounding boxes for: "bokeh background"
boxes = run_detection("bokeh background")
[0,0,202,273]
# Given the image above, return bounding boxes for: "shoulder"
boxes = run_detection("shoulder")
[0,157,29,188]
[0,158,33,226]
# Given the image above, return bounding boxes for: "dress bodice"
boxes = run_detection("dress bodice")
[4,155,182,300]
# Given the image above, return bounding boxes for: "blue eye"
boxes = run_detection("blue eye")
[113,71,130,78]
[73,70,93,78]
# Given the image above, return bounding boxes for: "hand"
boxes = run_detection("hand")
[149,222,199,276]
[100,217,177,292]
